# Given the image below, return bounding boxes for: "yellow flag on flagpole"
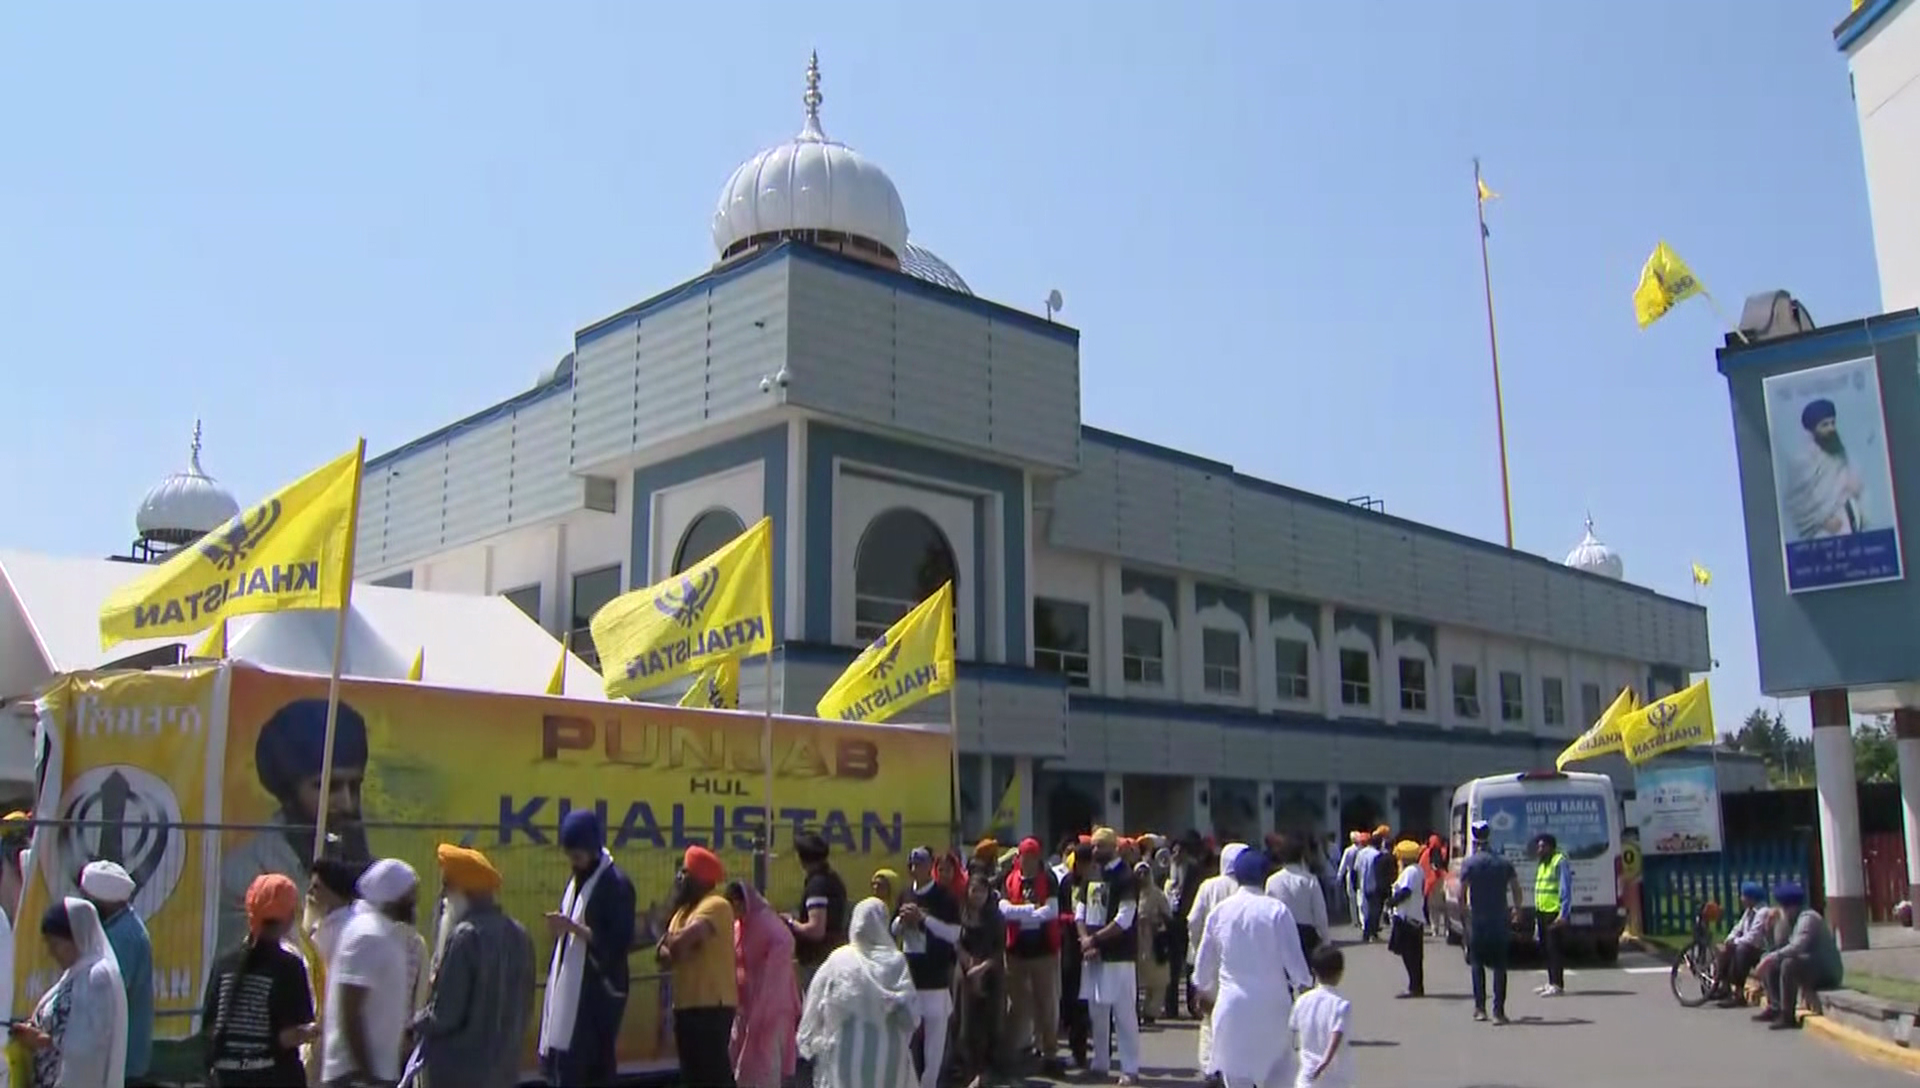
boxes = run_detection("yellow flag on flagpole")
[1619,679,1715,764]
[679,657,741,709]
[816,582,956,723]
[100,443,364,649]
[546,632,570,696]
[991,773,1020,833]
[1477,177,1498,204]
[1555,686,1640,770]
[1632,241,1706,329]
[406,647,424,681]
[590,517,774,699]
[1691,562,1712,587]
[189,619,228,660]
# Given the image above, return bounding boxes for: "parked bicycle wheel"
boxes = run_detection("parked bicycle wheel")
[1669,942,1717,1007]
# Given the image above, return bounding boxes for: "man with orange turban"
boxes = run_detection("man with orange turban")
[657,845,737,1087]
[203,874,317,1085]
[414,844,534,1088]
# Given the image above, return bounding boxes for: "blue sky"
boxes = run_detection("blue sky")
[0,2,1880,734]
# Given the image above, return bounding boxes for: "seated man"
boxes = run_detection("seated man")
[1712,882,1774,1006]
[1752,882,1843,1030]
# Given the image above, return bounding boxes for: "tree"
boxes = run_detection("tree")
[1858,717,1899,783]
[1728,706,1900,786]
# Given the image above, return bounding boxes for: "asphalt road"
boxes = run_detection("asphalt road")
[1039,924,1915,1087]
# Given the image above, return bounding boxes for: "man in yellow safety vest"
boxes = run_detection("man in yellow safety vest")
[1531,834,1572,997]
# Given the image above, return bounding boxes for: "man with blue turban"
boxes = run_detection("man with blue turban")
[218,698,372,954]
[1753,882,1844,1029]
[1709,881,1774,1006]
[537,810,637,1085]
[1781,395,1868,541]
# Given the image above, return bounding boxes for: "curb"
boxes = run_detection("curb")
[1805,1013,1920,1074]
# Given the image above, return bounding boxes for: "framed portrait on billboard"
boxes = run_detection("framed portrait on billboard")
[1761,355,1904,593]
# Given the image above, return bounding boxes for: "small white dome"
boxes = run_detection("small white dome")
[711,53,909,263]
[1564,515,1624,580]
[137,421,240,542]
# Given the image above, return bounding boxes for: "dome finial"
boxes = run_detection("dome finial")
[189,419,206,474]
[800,50,826,140]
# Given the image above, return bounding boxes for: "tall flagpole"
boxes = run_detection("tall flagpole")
[1474,157,1516,550]
[310,438,368,864]
[763,648,777,874]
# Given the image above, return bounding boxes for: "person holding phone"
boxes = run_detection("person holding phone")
[12,897,129,1088]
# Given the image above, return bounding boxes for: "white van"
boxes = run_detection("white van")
[1439,770,1626,961]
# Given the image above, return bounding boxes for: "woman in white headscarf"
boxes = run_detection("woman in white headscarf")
[9,896,129,1088]
[796,897,918,1088]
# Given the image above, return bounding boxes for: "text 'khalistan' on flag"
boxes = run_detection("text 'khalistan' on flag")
[591,516,775,698]
[816,581,955,724]
[99,444,364,649]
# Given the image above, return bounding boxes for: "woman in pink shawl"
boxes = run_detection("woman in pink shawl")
[726,880,800,1088]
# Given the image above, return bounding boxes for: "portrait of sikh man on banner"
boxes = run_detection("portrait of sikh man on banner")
[217,698,373,952]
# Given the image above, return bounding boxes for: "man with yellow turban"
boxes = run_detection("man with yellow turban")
[413,844,535,1088]
[1384,839,1429,997]
[1073,827,1142,1084]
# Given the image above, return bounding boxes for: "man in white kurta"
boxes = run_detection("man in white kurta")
[1782,397,1867,540]
[1193,849,1314,1088]
[1188,842,1248,1077]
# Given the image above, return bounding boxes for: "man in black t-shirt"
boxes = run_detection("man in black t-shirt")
[783,833,848,987]
[896,846,962,1088]
[202,875,316,1087]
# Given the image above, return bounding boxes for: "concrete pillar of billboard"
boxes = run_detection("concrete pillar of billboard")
[1895,709,1920,926]
[1812,688,1869,949]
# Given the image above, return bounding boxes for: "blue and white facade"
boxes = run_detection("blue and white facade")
[354,60,1711,846]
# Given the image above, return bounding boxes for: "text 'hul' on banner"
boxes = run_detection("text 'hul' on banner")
[679,656,741,709]
[590,516,774,699]
[816,581,956,724]
[1555,686,1640,770]
[98,442,366,649]
[1619,679,1715,765]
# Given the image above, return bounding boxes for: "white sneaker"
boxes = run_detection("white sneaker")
[1541,985,1564,997]
[1534,984,1552,995]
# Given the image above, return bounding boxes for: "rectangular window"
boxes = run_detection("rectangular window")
[1452,664,1481,719]
[1202,628,1241,694]
[370,571,413,589]
[1121,616,1166,686]
[1033,598,1092,689]
[1580,682,1604,728]
[1542,677,1567,727]
[1499,670,1525,722]
[1399,657,1428,713]
[569,565,623,670]
[502,584,542,625]
[1338,648,1371,706]
[1274,637,1312,701]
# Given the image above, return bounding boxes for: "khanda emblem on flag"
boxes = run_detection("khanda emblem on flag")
[199,500,284,571]
[654,568,719,628]
[864,634,903,681]
[1646,702,1677,730]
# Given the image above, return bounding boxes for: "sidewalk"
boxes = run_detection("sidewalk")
[1846,924,1920,988]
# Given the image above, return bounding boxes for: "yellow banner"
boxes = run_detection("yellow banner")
[1555,686,1639,770]
[816,581,955,723]
[99,443,364,648]
[591,517,773,698]
[678,657,741,709]
[1632,240,1705,330]
[1621,679,1715,764]
[990,772,1020,833]
[220,664,950,1072]
[13,669,220,1037]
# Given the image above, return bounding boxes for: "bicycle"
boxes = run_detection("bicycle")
[1669,900,1724,1007]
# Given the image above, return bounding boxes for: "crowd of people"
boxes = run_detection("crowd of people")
[1706,879,1846,1029]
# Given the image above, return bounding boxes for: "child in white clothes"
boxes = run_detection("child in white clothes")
[1290,945,1353,1087]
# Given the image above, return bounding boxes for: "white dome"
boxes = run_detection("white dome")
[137,421,240,542]
[711,53,909,262]
[1563,515,1624,580]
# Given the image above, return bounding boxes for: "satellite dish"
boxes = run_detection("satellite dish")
[1044,289,1064,321]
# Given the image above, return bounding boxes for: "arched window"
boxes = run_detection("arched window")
[672,508,747,574]
[853,507,957,643]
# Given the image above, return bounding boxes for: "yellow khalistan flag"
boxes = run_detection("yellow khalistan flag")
[679,657,741,709]
[816,581,956,723]
[100,442,364,649]
[189,619,228,660]
[1555,686,1639,770]
[406,647,424,681]
[1620,679,1715,764]
[990,773,1020,832]
[1691,562,1712,587]
[591,516,773,699]
[546,632,571,696]
[1633,241,1706,329]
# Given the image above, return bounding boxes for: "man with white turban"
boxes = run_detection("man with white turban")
[81,859,154,1084]
[323,858,417,1088]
